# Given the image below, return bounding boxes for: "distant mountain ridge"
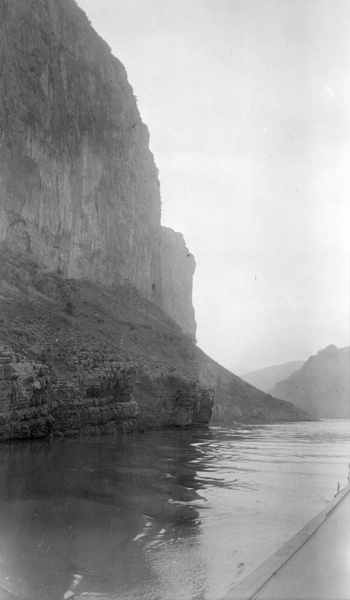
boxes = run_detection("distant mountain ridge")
[241,361,305,392]
[268,345,350,419]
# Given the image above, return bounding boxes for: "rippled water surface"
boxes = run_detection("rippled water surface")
[0,420,349,600]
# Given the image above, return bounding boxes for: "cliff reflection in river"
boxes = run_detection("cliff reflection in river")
[0,430,212,599]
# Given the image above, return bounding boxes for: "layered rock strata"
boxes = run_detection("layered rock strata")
[0,344,138,439]
[0,343,213,440]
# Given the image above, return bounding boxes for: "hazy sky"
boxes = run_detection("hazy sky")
[78,0,349,374]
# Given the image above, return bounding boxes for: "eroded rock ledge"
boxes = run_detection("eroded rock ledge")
[0,344,213,440]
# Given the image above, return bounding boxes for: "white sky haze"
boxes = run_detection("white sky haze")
[78,0,349,374]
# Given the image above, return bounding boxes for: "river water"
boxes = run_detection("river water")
[0,420,348,600]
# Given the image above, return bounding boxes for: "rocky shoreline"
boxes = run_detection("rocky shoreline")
[0,343,213,441]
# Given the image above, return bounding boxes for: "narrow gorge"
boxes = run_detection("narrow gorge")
[0,0,309,440]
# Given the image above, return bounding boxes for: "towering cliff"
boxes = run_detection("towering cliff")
[0,0,310,440]
[0,0,195,336]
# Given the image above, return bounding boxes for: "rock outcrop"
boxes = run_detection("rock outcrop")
[0,341,212,441]
[0,0,195,336]
[268,345,350,419]
[0,249,213,440]
[0,344,139,439]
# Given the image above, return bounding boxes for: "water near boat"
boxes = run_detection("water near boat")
[0,420,348,600]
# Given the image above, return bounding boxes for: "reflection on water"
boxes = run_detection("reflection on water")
[0,420,349,600]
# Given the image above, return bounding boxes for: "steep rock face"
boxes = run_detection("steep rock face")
[135,368,212,428]
[268,345,350,419]
[0,341,213,441]
[160,228,196,338]
[0,344,139,440]
[0,0,195,335]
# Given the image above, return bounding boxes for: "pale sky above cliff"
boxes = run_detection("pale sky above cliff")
[78,0,349,374]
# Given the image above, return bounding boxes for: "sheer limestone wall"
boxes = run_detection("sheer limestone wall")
[0,0,196,335]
